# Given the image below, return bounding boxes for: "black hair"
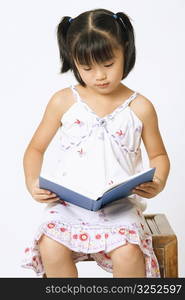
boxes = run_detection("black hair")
[57,8,136,87]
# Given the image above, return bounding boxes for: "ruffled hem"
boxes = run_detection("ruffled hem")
[21,220,160,278]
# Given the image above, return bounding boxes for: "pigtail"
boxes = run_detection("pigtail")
[57,16,72,73]
[116,12,136,79]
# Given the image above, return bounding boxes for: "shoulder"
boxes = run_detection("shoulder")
[46,86,75,119]
[130,93,158,126]
[48,86,74,109]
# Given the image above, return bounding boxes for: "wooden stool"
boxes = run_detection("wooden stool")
[145,213,178,277]
[80,213,178,278]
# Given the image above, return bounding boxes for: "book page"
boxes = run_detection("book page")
[100,168,153,196]
[58,168,154,200]
[41,171,104,200]
[56,179,100,200]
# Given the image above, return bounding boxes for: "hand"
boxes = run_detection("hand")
[132,176,165,199]
[29,178,61,203]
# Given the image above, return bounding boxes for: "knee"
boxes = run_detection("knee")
[38,234,72,264]
[108,243,144,264]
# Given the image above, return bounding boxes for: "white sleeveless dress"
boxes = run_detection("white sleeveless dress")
[22,85,160,277]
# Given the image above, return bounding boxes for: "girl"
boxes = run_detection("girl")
[22,8,170,278]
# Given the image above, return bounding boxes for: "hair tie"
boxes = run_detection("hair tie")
[112,14,118,19]
[68,17,73,23]
[113,14,126,29]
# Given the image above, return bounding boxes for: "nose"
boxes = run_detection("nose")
[95,69,107,81]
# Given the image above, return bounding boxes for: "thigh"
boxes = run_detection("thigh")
[38,234,73,261]
[107,243,143,262]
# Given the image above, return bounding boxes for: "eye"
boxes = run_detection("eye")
[104,63,114,67]
[83,68,91,71]
[82,65,91,71]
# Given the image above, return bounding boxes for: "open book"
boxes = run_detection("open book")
[39,167,155,211]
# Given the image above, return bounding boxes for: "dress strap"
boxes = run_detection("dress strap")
[70,85,81,103]
[125,92,138,107]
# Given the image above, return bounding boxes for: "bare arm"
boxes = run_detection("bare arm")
[23,148,44,193]
[131,96,170,198]
[23,90,65,198]
[140,99,170,189]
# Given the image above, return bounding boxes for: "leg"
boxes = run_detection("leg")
[38,234,78,278]
[107,243,146,278]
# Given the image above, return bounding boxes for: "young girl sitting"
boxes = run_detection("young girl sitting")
[22,8,170,278]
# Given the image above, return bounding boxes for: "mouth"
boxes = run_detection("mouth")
[96,83,110,87]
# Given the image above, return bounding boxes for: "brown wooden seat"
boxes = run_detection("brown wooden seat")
[144,213,178,277]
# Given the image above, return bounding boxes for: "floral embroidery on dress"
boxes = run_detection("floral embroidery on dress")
[108,180,114,185]
[60,227,67,232]
[141,239,148,248]
[60,200,70,207]
[47,223,55,229]
[151,259,158,268]
[129,230,136,234]
[119,228,126,235]
[77,147,85,156]
[115,129,125,137]
[74,119,84,127]
[135,126,142,133]
[79,233,89,241]
[81,221,90,225]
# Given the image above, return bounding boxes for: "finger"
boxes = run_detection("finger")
[34,188,53,195]
[132,189,152,198]
[135,186,154,193]
[33,193,57,200]
[137,182,158,190]
[46,197,61,203]
[35,197,60,203]
[33,194,58,200]
[42,197,60,203]
[137,183,156,189]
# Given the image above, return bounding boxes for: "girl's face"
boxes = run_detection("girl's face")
[74,47,124,93]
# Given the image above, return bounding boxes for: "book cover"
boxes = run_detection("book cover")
[39,167,156,211]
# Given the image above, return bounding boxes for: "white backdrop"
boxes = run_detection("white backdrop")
[0,0,184,277]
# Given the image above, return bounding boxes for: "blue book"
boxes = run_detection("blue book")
[39,168,155,211]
